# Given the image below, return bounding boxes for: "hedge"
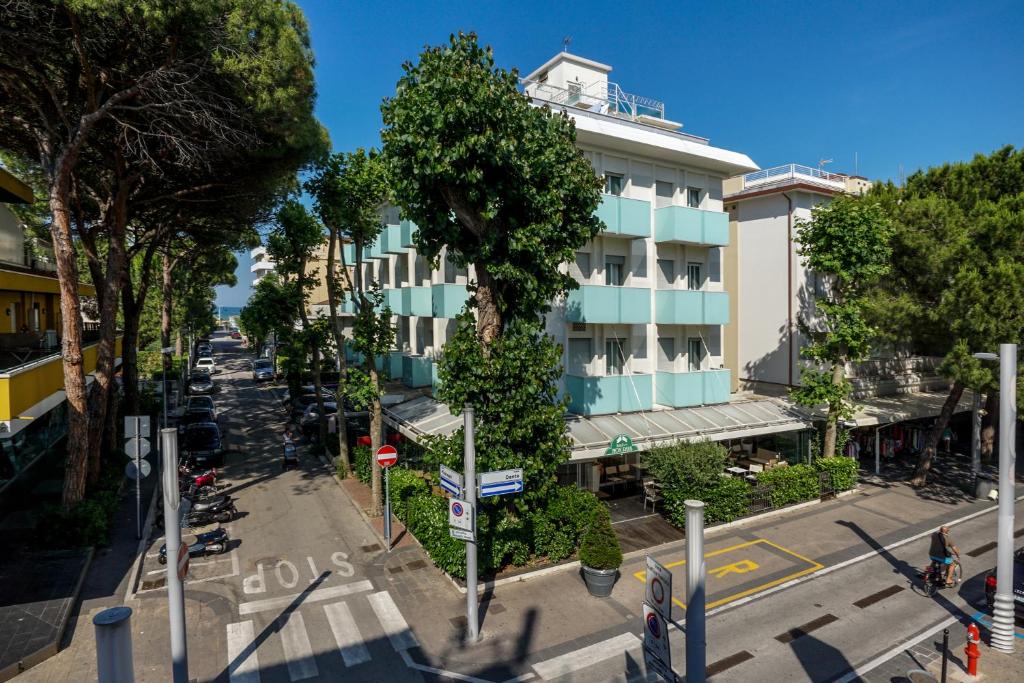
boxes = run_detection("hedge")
[353,445,372,485]
[387,467,430,520]
[815,456,859,492]
[755,464,821,507]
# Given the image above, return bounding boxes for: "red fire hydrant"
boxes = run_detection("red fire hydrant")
[965,622,981,676]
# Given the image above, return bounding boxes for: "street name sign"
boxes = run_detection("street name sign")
[126,437,151,459]
[450,528,475,542]
[439,464,464,497]
[606,433,637,456]
[644,648,675,683]
[375,445,398,468]
[478,468,524,498]
[124,415,151,439]
[161,345,175,354]
[645,555,673,622]
[642,603,673,681]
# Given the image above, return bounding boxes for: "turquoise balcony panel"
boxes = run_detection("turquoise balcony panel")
[431,284,469,318]
[565,286,650,325]
[383,224,407,254]
[341,297,355,315]
[655,369,731,407]
[566,373,653,415]
[596,195,651,238]
[387,350,404,379]
[380,288,402,314]
[654,206,729,246]
[399,219,418,248]
[431,361,441,392]
[703,368,731,404]
[402,355,434,388]
[654,290,729,325]
[401,287,432,317]
[342,243,355,264]
[368,238,385,260]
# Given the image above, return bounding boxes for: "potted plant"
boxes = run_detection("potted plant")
[579,507,623,597]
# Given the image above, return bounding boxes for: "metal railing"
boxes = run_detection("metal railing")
[742,164,847,190]
[523,79,665,121]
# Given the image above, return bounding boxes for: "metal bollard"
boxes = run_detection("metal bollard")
[94,606,134,682]
[940,628,949,683]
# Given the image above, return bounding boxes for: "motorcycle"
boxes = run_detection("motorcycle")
[182,493,237,527]
[179,464,217,490]
[158,527,230,564]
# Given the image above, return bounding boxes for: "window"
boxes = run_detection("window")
[687,262,702,290]
[655,181,674,209]
[657,259,675,289]
[568,338,593,375]
[605,255,625,286]
[606,338,626,375]
[709,248,721,284]
[707,327,722,356]
[688,338,703,372]
[443,253,457,284]
[396,316,408,351]
[396,256,408,286]
[574,251,591,281]
[687,187,702,208]
[605,174,624,196]
[657,337,676,372]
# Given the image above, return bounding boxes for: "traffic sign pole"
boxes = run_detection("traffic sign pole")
[463,404,479,644]
[160,428,189,682]
[384,466,392,552]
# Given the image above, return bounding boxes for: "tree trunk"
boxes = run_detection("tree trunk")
[51,181,90,510]
[369,366,383,517]
[297,294,327,452]
[911,381,965,486]
[474,263,502,346]
[325,227,350,475]
[822,360,846,458]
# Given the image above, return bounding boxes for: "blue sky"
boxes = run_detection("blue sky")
[217,0,1023,307]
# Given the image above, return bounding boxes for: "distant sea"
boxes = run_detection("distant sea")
[216,306,243,321]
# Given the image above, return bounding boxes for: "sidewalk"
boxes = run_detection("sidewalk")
[864,623,1024,682]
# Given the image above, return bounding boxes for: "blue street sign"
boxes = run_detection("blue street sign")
[439,464,463,497]
[478,468,525,498]
[479,480,524,497]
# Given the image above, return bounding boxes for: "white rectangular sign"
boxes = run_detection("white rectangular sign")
[644,648,675,683]
[642,603,671,674]
[124,415,151,439]
[439,464,464,497]
[161,346,175,354]
[478,468,524,497]
[449,527,475,542]
[448,499,474,533]
[645,555,673,622]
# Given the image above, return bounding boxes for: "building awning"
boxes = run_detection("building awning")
[383,395,812,462]
[815,390,975,428]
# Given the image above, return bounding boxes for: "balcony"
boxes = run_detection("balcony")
[399,220,417,249]
[654,206,728,246]
[655,290,729,325]
[367,238,385,260]
[342,242,355,264]
[432,284,469,318]
[739,164,847,193]
[596,195,650,238]
[566,373,653,415]
[383,224,408,255]
[565,286,650,325]
[394,287,431,317]
[402,354,435,388]
[250,245,267,259]
[655,369,731,408]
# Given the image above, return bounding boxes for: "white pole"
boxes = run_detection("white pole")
[685,500,706,683]
[463,404,479,643]
[990,343,1017,652]
[94,606,134,682]
[160,428,189,680]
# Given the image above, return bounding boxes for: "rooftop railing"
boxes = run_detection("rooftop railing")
[523,79,666,121]
[741,164,847,191]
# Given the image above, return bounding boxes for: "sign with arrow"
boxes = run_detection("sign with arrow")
[439,464,463,497]
[478,468,524,498]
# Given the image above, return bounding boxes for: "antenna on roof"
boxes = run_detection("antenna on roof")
[818,158,834,171]
[562,36,572,52]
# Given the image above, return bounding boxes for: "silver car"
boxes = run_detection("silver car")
[252,359,274,381]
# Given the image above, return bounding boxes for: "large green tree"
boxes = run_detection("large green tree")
[791,195,893,458]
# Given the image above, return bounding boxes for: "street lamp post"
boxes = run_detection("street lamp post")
[975,346,1017,653]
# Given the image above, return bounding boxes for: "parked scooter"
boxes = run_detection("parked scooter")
[179,464,217,490]
[158,527,230,564]
[182,492,237,527]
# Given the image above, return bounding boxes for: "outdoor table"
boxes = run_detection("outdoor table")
[726,466,748,477]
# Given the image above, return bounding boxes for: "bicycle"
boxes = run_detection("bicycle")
[919,558,962,596]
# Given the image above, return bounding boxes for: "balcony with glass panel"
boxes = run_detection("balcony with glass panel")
[399,219,417,248]
[654,290,729,325]
[402,354,435,388]
[596,195,650,238]
[565,286,650,325]
[431,284,469,319]
[655,369,731,407]
[654,206,728,246]
[566,373,653,415]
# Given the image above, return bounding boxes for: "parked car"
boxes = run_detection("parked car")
[182,423,224,467]
[289,392,335,422]
[186,395,217,421]
[178,406,217,434]
[230,330,242,340]
[194,357,217,374]
[252,359,274,382]
[300,402,338,437]
[984,546,1024,621]
[188,369,216,395]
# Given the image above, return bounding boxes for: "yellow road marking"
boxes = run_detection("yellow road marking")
[633,538,825,610]
[709,559,759,579]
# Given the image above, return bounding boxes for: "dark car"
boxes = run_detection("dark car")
[183,423,223,467]
[300,402,338,438]
[984,546,1024,621]
[186,395,216,421]
[289,390,336,422]
[252,359,274,382]
[188,369,216,395]
[178,407,216,434]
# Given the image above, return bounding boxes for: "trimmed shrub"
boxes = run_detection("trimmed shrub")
[756,464,821,507]
[404,493,469,578]
[578,507,622,570]
[703,476,750,525]
[531,486,604,562]
[815,456,859,491]
[353,445,372,485]
[387,467,430,520]
[644,440,749,526]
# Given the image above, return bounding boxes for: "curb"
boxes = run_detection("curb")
[0,547,95,683]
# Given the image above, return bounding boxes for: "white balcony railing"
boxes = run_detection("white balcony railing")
[741,164,847,192]
[523,79,666,121]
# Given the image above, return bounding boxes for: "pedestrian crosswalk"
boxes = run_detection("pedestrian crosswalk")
[226,590,416,682]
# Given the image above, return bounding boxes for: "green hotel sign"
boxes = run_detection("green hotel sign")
[605,433,638,456]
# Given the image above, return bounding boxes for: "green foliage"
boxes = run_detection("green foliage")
[790,367,854,420]
[531,486,604,562]
[755,464,821,507]
[386,467,431,520]
[307,149,389,245]
[815,457,859,491]
[353,445,372,485]
[578,507,623,571]
[380,32,604,323]
[700,477,751,525]
[643,441,750,527]
[404,493,468,578]
[39,464,124,548]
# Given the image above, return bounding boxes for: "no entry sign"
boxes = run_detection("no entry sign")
[375,445,398,468]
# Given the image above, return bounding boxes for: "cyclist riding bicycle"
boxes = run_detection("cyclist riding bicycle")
[929,525,960,587]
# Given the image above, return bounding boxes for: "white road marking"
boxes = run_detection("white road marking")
[323,601,371,666]
[226,620,261,683]
[531,632,641,680]
[279,612,318,681]
[399,649,500,683]
[832,614,960,683]
[238,580,374,616]
[367,591,418,651]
